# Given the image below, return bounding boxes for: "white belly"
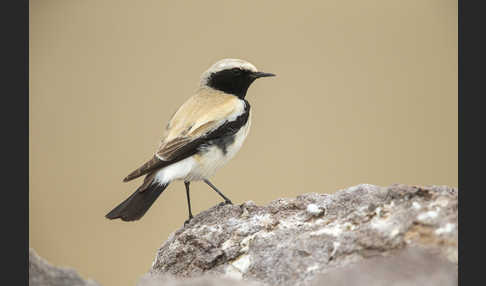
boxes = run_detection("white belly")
[154,117,251,185]
[188,118,251,181]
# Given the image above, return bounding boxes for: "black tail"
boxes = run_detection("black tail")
[105,182,169,221]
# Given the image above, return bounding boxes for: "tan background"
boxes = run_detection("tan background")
[29,1,457,286]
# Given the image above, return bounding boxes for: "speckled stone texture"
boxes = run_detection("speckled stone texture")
[310,247,457,286]
[137,274,266,286]
[29,248,101,286]
[147,184,458,286]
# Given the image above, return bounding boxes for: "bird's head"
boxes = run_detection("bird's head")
[200,58,275,99]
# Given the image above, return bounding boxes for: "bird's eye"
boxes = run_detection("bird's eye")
[232,68,242,75]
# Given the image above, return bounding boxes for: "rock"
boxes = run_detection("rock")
[137,273,265,286]
[139,248,458,286]
[29,248,100,286]
[310,247,457,286]
[148,184,458,286]
[29,184,458,286]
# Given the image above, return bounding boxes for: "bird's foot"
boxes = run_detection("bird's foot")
[184,215,193,226]
[218,200,233,206]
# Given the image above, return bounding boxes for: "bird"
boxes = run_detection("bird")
[105,58,275,222]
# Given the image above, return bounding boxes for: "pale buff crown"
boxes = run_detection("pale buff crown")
[199,58,258,87]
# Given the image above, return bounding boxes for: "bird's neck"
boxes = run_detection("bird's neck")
[205,76,256,100]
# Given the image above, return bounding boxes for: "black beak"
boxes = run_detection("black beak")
[252,71,276,78]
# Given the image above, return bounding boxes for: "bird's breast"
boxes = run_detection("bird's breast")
[188,114,251,181]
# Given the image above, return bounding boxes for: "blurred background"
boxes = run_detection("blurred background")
[29,0,457,285]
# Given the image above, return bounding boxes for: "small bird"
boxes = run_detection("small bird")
[105,58,275,222]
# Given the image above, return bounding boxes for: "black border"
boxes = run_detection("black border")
[3,0,29,285]
[459,0,484,285]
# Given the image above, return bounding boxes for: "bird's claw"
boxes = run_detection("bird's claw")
[219,200,233,206]
[184,216,193,226]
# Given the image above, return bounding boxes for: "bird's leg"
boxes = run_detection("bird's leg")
[203,179,233,205]
[184,181,194,225]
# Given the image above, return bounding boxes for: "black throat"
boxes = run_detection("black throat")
[207,68,257,99]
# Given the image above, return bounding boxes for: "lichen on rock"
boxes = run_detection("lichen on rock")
[148,184,458,286]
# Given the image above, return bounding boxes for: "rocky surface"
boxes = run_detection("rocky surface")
[148,184,458,286]
[29,184,458,286]
[139,247,456,286]
[29,248,100,286]
[137,274,265,286]
[309,247,457,286]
